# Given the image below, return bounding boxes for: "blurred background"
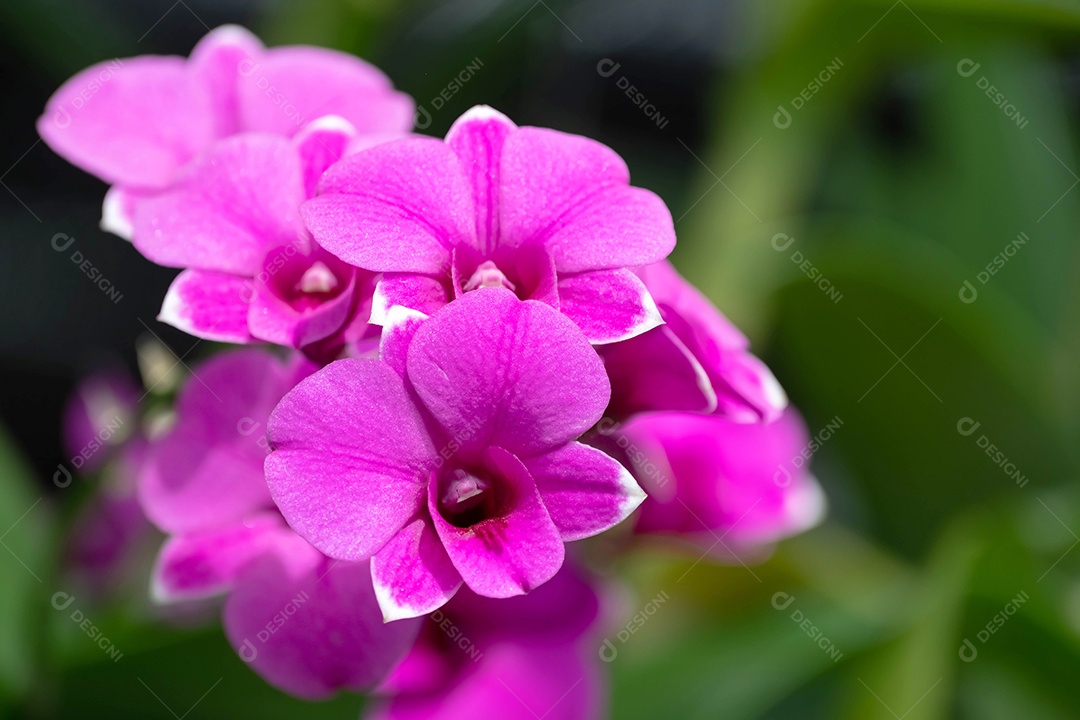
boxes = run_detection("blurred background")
[2,0,1080,717]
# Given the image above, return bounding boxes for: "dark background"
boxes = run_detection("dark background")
[2,0,1080,718]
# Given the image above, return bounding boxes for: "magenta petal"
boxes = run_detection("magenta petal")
[602,325,717,417]
[224,533,420,699]
[499,126,675,271]
[445,106,516,255]
[524,442,644,541]
[302,138,475,273]
[407,288,609,459]
[293,116,356,198]
[372,642,602,720]
[152,514,284,601]
[371,518,463,621]
[101,185,154,240]
[38,56,214,188]
[246,248,357,348]
[159,269,255,343]
[428,447,563,598]
[266,359,438,560]
[371,273,450,325]
[238,46,414,137]
[189,25,264,138]
[621,410,825,543]
[639,260,787,422]
[557,268,663,344]
[133,134,304,275]
[379,307,429,379]
[711,349,789,424]
[138,349,303,533]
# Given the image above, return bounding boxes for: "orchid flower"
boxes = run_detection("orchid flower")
[38,25,412,238]
[141,348,417,698]
[596,409,825,548]
[134,118,379,360]
[266,288,645,620]
[369,563,605,720]
[301,106,676,344]
[602,260,787,422]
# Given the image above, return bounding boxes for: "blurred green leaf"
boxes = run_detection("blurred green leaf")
[0,423,52,707]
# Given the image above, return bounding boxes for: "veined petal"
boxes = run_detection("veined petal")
[266,359,438,561]
[303,138,476,273]
[445,106,516,255]
[158,269,255,344]
[524,442,644,541]
[407,288,609,460]
[133,134,305,275]
[371,517,462,621]
[557,268,663,344]
[499,126,674,272]
[428,447,563,598]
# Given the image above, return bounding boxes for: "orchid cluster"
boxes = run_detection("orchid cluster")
[44,26,824,718]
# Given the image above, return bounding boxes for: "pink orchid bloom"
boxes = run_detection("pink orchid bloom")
[597,409,824,548]
[134,118,380,360]
[602,260,787,422]
[301,105,676,345]
[368,563,605,720]
[60,370,153,593]
[140,348,417,698]
[37,25,413,238]
[266,288,645,621]
[62,369,140,474]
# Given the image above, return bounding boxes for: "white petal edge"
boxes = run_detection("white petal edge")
[370,558,460,623]
[100,187,134,241]
[589,285,664,346]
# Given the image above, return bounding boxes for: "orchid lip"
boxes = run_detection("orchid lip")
[463,260,516,293]
[437,467,508,529]
[297,261,339,295]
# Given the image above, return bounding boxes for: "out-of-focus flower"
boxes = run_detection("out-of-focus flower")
[37,25,413,239]
[61,369,153,594]
[301,105,675,344]
[601,260,786,422]
[597,409,824,548]
[266,289,644,620]
[62,370,139,474]
[141,348,418,698]
[368,562,605,720]
[134,118,378,360]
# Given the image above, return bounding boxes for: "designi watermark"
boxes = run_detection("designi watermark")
[774,58,844,130]
[957,59,1029,131]
[958,231,1030,303]
[957,417,1028,488]
[599,590,670,662]
[772,591,843,662]
[958,590,1028,662]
